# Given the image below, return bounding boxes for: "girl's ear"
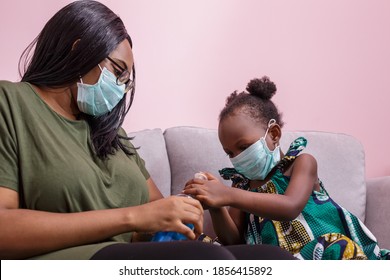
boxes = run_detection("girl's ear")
[269,124,282,146]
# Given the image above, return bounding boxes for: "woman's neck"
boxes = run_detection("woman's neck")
[32,84,81,120]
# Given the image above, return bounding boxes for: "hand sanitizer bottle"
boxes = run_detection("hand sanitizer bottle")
[151,173,205,242]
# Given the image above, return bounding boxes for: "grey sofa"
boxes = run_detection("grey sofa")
[129,126,390,249]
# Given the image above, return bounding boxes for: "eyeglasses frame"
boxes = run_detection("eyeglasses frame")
[106,56,134,93]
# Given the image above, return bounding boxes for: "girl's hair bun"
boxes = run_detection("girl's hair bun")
[246,76,277,100]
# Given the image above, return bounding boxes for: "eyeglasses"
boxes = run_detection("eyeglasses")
[107,56,134,93]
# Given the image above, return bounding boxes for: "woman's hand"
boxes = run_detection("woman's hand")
[130,195,204,240]
[183,172,232,208]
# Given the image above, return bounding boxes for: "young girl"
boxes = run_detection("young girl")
[184,76,389,260]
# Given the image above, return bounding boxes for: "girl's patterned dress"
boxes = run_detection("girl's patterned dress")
[220,137,390,260]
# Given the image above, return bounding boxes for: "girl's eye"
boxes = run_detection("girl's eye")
[239,145,249,151]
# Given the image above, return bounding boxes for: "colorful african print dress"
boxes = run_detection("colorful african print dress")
[219,137,390,260]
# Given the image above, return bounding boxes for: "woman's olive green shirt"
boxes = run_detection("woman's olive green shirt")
[0,81,150,259]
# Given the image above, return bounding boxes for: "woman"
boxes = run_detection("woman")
[0,0,225,260]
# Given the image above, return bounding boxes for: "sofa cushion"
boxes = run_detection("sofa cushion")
[164,127,366,222]
[128,128,171,197]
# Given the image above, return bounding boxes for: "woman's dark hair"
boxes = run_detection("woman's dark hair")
[19,0,136,159]
[219,76,284,128]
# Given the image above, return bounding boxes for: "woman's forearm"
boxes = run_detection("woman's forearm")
[0,207,134,259]
[0,195,204,259]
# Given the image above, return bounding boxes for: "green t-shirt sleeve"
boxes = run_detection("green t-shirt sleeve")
[118,128,150,180]
[0,86,19,191]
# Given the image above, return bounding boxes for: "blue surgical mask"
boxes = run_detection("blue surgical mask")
[77,65,125,116]
[230,119,281,180]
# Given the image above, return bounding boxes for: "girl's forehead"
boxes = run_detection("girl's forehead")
[220,112,262,129]
[219,113,266,138]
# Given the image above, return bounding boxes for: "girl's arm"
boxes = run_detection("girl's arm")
[184,154,318,222]
[232,154,318,220]
[0,186,203,259]
[208,206,245,245]
[184,176,245,245]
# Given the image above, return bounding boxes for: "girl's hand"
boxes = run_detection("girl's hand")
[183,172,231,208]
[131,195,204,240]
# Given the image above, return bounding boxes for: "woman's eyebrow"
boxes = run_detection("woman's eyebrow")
[110,58,128,70]
[117,59,128,70]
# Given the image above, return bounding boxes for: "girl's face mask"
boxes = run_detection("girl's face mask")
[230,119,281,180]
[77,65,125,117]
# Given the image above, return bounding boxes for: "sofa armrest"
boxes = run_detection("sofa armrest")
[365,176,390,249]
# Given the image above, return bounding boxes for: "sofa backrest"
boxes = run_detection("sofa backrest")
[129,126,367,222]
[128,128,171,197]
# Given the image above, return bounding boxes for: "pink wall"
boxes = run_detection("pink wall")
[1,0,389,178]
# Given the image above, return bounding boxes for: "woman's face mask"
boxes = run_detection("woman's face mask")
[77,65,125,117]
[230,119,281,180]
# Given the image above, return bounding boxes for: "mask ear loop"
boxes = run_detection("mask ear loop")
[264,119,276,138]
[264,119,280,151]
[79,64,103,84]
